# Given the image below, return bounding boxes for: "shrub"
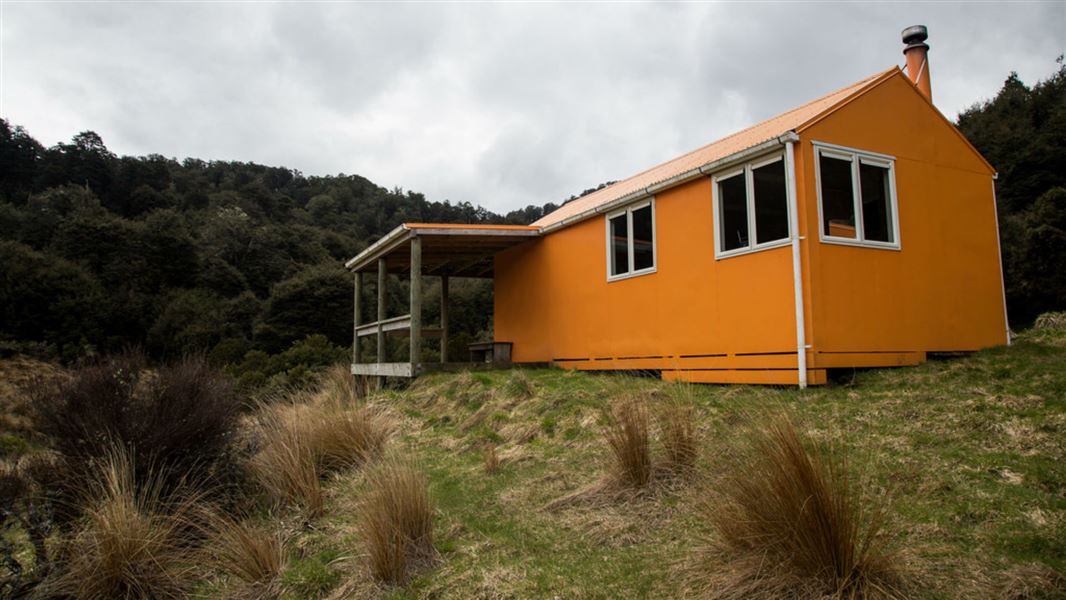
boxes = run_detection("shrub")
[33,351,240,498]
[43,446,202,599]
[696,414,900,599]
[602,396,651,488]
[361,461,434,584]
[656,398,699,475]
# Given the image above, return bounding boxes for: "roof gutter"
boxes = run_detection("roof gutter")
[539,132,800,235]
[344,224,412,271]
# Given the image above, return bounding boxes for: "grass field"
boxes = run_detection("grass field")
[2,327,1063,598]
[269,327,1065,599]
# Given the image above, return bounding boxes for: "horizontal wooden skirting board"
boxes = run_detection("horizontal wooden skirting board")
[662,368,828,385]
[810,351,926,368]
[552,352,799,371]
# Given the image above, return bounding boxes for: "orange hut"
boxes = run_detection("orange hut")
[346,26,1009,387]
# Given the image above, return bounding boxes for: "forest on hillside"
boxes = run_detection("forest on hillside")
[0,59,1063,382]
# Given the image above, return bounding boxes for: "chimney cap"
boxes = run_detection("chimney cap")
[902,25,929,52]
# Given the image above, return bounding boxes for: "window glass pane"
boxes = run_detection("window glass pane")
[752,159,789,244]
[819,154,857,239]
[632,204,654,271]
[609,213,629,276]
[860,162,893,243]
[718,173,748,251]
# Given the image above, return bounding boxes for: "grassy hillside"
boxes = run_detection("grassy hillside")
[267,327,1065,599]
[1,326,1063,598]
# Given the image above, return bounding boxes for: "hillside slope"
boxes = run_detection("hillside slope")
[269,327,1065,599]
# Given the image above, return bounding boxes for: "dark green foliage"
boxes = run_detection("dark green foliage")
[0,119,561,366]
[0,241,105,359]
[958,58,1066,324]
[256,263,352,353]
[229,334,347,390]
[1002,187,1066,322]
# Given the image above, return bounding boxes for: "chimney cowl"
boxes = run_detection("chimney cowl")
[901,25,929,53]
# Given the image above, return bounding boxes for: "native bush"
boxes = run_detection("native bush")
[33,350,241,497]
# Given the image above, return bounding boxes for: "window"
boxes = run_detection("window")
[606,199,656,280]
[713,154,791,258]
[815,142,899,248]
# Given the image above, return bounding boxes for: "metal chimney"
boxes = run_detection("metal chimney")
[902,25,932,101]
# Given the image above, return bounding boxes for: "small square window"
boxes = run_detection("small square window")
[713,153,791,258]
[605,200,656,281]
[815,143,899,249]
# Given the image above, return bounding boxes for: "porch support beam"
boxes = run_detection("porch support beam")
[377,257,387,387]
[353,272,362,365]
[409,236,422,373]
[440,275,449,363]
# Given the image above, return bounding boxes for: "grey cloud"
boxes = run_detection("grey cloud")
[2,2,1063,214]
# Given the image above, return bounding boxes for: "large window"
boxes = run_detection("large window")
[712,154,791,258]
[606,199,656,280]
[815,142,899,248]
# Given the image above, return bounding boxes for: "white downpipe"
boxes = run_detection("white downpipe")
[785,141,808,389]
[991,175,1011,345]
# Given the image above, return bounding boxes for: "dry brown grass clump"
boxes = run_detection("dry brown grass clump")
[504,369,536,399]
[1034,311,1066,330]
[483,443,500,474]
[602,396,652,488]
[45,446,202,599]
[249,377,394,517]
[360,461,435,584]
[656,398,699,475]
[206,513,285,588]
[693,414,902,599]
[249,411,323,518]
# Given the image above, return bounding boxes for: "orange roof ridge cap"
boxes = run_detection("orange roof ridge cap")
[404,222,539,230]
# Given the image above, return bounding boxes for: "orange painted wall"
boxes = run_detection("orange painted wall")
[493,69,1007,383]
[797,71,1007,355]
[494,175,799,371]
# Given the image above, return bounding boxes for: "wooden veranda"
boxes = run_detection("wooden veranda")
[345,223,539,379]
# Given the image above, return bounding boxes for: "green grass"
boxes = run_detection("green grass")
[272,327,1064,598]
[9,330,1064,598]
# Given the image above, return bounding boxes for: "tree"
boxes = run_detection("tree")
[255,263,352,353]
[0,119,43,202]
[0,241,106,358]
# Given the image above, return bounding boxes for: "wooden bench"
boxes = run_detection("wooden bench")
[468,341,513,364]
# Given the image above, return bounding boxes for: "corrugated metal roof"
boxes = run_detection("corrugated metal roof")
[532,67,899,229]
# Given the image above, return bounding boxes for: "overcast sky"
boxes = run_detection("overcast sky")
[2,2,1063,213]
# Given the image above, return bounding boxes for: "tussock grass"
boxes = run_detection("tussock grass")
[44,446,203,599]
[249,373,394,516]
[504,369,536,399]
[361,461,435,584]
[249,409,323,517]
[206,513,285,587]
[655,395,699,476]
[1033,311,1066,330]
[483,443,500,475]
[693,414,903,599]
[603,396,652,488]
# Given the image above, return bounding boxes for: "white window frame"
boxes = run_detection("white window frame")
[813,140,901,250]
[711,152,792,260]
[605,198,657,282]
